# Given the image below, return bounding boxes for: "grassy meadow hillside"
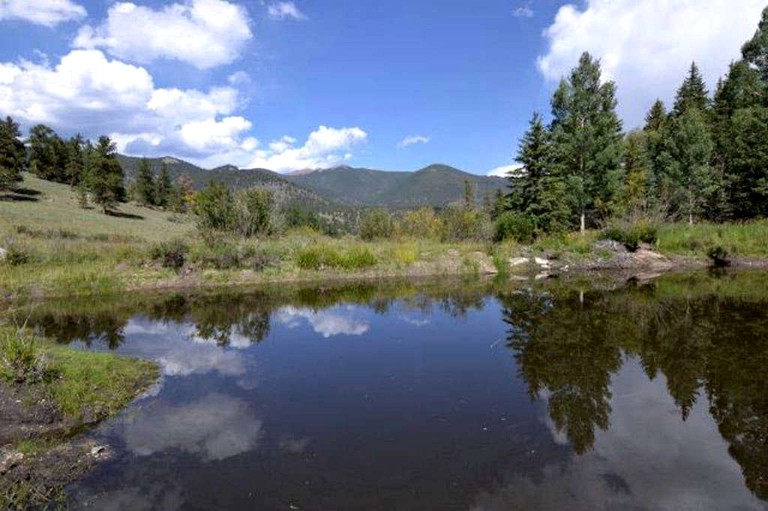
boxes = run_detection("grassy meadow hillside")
[0,173,194,243]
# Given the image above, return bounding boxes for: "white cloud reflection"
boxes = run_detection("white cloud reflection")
[120,393,262,462]
[276,306,369,338]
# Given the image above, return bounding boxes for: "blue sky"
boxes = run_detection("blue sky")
[0,0,764,174]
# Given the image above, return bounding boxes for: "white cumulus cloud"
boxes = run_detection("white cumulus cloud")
[73,0,252,69]
[246,126,368,172]
[487,164,522,178]
[537,0,767,126]
[0,49,367,171]
[397,135,430,148]
[0,0,86,26]
[267,1,307,21]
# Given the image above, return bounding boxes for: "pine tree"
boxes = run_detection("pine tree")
[644,100,668,131]
[642,100,669,210]
[156,163,172,208]
[65,134,85,186]
[135,158,156,206]
[550,52,624,232]
[28,124,60,181]
[89,136,125,213]
[0,116,25,190]
[742,6,768,82]
[618,131,652,218]
[510,112,570,234]
[463,180,476,210]
[672,62,710,116]
[664,108,717,224]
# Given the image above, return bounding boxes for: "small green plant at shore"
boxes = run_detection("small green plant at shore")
[603,220,658,252]
[150,239,189,270]
[707,245,732,268]
[0,330,55,384]
[295,245,377,270]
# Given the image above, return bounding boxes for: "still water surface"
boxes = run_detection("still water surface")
[24,273,768,510]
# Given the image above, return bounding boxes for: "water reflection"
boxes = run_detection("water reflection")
[16,274,768,507]
[499,276,768,501]
[120,393,262,461]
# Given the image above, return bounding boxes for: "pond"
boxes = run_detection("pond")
[21,272,768,510]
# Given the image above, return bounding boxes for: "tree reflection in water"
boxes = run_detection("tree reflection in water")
[499,276,768,500]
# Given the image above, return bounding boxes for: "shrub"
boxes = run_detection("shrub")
[234,188,273,237]
[603,220,658,252]
[441,207,491,242]
[0,331,54,384]
[398,208,443,239]
[294,245,377,270]
[197,243,242,269]
[2,237,31,266]
[359,209,394,241]
[707,245,731,267]
[150,239,188,269]
[193,181,235,232]
[340,246,377,269]
[295,245,341,270]
[494,211,535,243]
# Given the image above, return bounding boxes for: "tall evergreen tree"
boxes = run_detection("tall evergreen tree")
[509,112,570,233]
[742,6,768,83]
[463,179,476,210]
[28,124,60,181]
[550,52,624,232]
[64,134,85,186]
[642,100,669,209]
[0,116,25,190]
[156,163,172,208]
[88,136,125,213]
[618,131,653,218]
[135,158,156,206]
[664,108,717,224]
[672,62,710,116]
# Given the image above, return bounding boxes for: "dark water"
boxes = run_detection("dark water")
[21,273,768,510]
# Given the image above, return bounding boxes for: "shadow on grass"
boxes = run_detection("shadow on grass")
[0,192,39,202]
[105,209,145,220]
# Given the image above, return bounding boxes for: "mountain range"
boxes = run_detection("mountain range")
[117,155,507,211]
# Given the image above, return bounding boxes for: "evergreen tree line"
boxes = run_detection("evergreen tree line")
[502,7,768,239]
[0,120,197,214]
[0,121,126,212]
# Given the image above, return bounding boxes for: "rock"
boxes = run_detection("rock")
[0,247,6,261]
[534,272,551,280]
[534,257,551,269]
[508,257,529,267]
[90,445,106,457]
[0,450,23,475]
[472,252,499,275]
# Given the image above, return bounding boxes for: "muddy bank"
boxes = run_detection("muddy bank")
[0,347,157,509]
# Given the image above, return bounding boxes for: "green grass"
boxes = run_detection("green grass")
[657,221,768,258]
[0,173,194,242]
[45,344,158,420]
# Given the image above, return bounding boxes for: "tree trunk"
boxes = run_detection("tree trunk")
[688,213,693,225]
[580,212,586,234]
